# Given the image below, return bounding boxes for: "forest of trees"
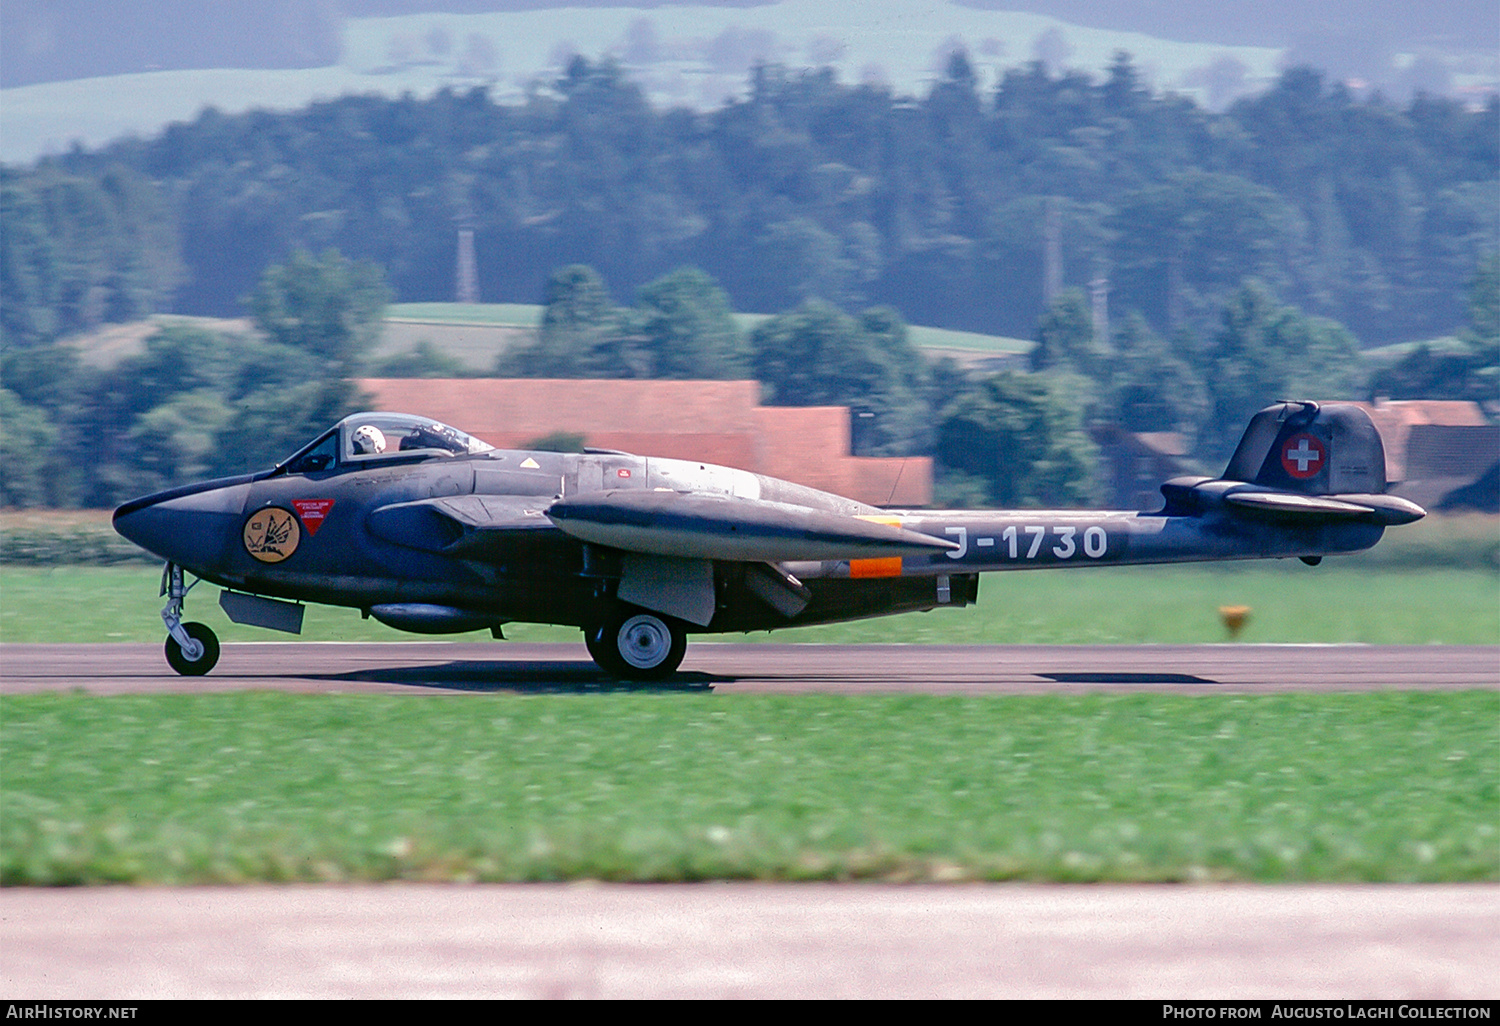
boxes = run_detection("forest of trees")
[5,245,1493,510]
[3,56,1495,344]
[1,56,1496,508]
[0,250,384,508]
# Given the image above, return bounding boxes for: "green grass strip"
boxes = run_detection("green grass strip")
[2,564,1495,645]
[3,691,1495,885]
[386,302,544,326]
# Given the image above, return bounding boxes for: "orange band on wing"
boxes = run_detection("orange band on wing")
[849,557,903,578]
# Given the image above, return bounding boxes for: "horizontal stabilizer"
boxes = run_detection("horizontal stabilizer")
[1225,492,1375,516]
[1224,489,1425,525]
[547,490,958,562]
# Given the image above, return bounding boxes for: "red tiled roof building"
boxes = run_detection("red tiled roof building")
[357,378,932,507]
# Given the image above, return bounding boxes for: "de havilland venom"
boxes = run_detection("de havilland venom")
[112,400,1424,680]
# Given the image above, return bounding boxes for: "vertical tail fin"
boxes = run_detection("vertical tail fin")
[1222,400,1388,495]
[1161,401,1422,524]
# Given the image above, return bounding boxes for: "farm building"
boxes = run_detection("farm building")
[1352,400,1499,513]
[357,378,932,508]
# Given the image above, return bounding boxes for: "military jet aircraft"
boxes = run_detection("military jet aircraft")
[112,400,1424,680]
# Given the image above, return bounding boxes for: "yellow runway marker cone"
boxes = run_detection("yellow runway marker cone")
[1219,605,1251,639]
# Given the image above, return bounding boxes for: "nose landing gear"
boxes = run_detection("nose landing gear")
[160,563,220,676]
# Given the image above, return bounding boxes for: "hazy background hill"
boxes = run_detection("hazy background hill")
[5,0,1495,98]
[967,1,1494,49]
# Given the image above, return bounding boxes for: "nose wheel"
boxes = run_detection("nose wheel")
[165,621,220,676]
[585,606,688,680]
[159,563,221,676]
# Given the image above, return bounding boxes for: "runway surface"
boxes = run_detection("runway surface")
[3,640,1497,695]
[4,642,1496,999]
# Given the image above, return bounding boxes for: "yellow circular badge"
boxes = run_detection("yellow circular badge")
[243,507,300,563]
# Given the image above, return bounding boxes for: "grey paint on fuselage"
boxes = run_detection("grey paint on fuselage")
[799,508,1383,577]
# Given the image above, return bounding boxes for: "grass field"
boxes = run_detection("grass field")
[3,516,1494,888]
[386,303,544,327]
[1,562,1496,646]
[3,690,1494,885]
[56,304,1034,378]
[378,303,1033,368]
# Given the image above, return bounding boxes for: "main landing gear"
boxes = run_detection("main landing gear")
[160,563,220,676]
[584,605,688,681]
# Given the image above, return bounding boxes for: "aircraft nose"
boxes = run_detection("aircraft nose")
[113,481,253,570]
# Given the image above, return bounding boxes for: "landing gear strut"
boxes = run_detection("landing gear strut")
[585,606,687,681]
[160,563,220,676]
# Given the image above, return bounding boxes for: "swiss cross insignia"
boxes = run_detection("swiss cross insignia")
[1280,433,1326,480]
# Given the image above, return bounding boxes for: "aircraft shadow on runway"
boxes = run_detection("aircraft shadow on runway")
[293,660,1218,692]
[1038,672,1219,685]
[302,659,720,694]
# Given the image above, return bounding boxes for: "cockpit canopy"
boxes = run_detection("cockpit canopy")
[279,413,494,474]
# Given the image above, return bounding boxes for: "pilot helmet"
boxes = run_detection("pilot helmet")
[351,424,387,455]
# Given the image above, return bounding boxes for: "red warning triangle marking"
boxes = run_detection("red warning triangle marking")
[292,499,335,536]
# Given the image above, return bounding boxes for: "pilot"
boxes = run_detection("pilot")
[401,422,462,453]
[350,424,387,455]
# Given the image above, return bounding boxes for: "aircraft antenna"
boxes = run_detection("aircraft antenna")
[886,458,907,507]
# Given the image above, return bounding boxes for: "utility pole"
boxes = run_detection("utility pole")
[1043,196,1063,307]
[451,168,480,305]
[455,224,479,305]
[1090,266,1109,347]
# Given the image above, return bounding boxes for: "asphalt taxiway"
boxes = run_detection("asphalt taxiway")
[2,640,1496,695]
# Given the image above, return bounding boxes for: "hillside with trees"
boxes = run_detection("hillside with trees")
[4,56,1494,345]
[1,55,1495,508]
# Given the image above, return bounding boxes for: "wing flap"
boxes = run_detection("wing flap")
[546,489,958,562]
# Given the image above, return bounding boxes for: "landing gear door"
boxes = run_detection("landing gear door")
[617,554,716,626]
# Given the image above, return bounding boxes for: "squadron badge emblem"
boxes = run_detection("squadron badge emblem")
[243,507,301,563]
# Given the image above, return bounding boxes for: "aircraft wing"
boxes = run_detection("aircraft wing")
[545,489,959,562]
[370,489,954,627]
[369,490,956,564]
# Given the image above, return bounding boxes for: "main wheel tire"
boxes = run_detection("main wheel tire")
[585,608,687,681]
[584,622,627,677]
[165,621,220,676]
